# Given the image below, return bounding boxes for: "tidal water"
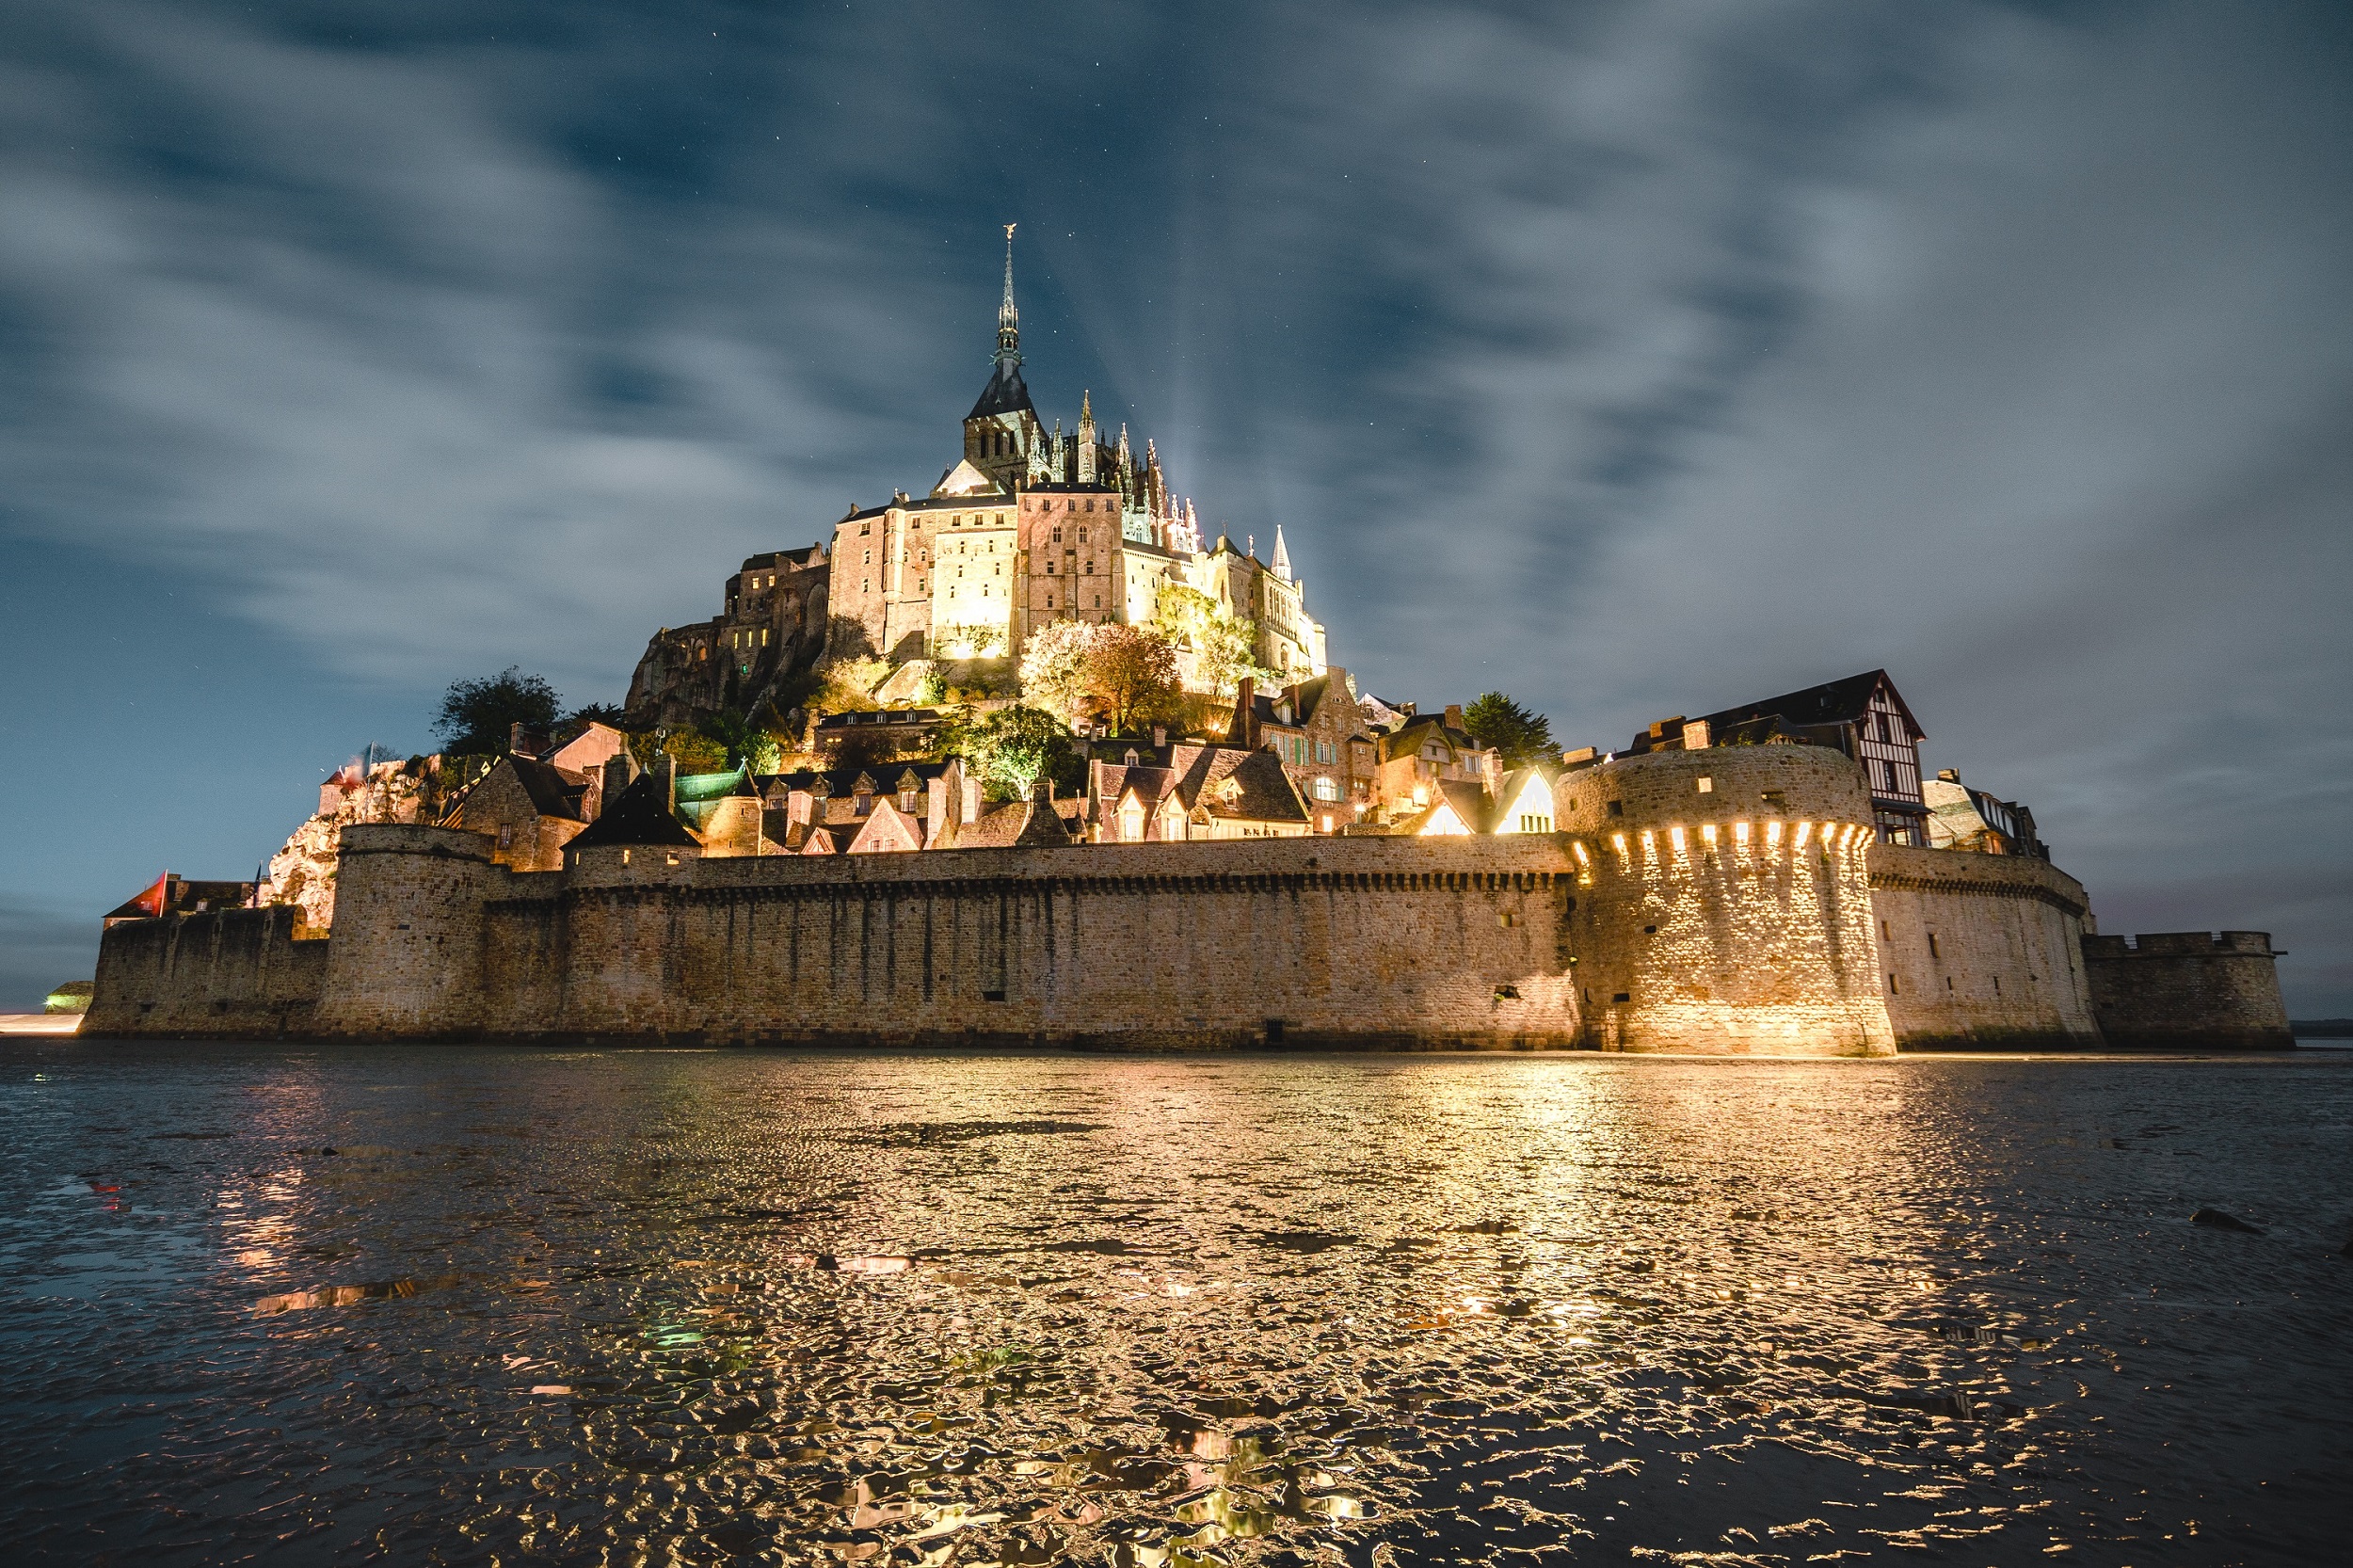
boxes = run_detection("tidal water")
[2,1047,2346,1567]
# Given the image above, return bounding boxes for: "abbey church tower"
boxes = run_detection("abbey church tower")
[963,226,1042,494]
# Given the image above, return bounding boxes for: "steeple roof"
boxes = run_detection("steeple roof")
[969,224,1033,419]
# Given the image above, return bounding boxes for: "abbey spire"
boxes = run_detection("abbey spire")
[995,222,1021,370]
[967,224,1034,424]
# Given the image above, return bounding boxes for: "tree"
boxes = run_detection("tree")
[963,705,1077,800]
[568,703,627,730]
[696,704,786,774]
[1152,584,1274,697]
[1082,624,1183,734]
[434,667,561,756]
[1017,619,1095,719]
[1461,692,1558,767]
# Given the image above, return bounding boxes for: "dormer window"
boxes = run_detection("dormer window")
[1125,748,1140,766]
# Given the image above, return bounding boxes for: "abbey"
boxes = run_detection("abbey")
[626,232,1323,728]
[830,233,1323,680]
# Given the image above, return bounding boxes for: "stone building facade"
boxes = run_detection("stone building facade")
[824,238,1326,684]
[625,543,831,728]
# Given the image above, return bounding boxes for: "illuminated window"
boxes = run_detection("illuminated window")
[1697,776,1713,793]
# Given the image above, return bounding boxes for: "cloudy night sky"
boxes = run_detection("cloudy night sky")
[1,1,2347,1013]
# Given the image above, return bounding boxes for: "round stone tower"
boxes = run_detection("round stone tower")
[312,824,502,1038]
[1554,742,1894,1055]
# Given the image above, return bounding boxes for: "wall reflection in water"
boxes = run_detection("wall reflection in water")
[0,1047,2345,1566]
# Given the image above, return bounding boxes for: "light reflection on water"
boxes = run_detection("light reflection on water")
[1,1046,2346,1565]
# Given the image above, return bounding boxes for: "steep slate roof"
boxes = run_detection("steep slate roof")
[968,360,1033,418]
[1695,669,1924,742]
[1169,744,1308,826]
[507,756,593,823]
[1436,778,1493,832]
[1378,713,1481,763]
[568,774,701,849]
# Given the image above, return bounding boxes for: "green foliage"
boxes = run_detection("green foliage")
[434,667,560,756]
[961,704,1077,800]
[915,666,950,705]
[1152,585,1272,697]
[568,703,627,730]
[696,705,786,774]
[1462,692,1558,767]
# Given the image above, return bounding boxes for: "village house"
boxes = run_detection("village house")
[1085,741,1311,842]
[1387,763,1561,838]
[1226,669,1380,833]
[1925,768,2049,858]
[760,760,975,854]
[1624,669,1932,846]
[1369,706,1500,822]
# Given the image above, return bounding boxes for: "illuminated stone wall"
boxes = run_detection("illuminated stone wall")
[88,780,2205,1053]
[1554,744,1897,1056]
[1869,844,2102,1048]
[85,904,325,1036]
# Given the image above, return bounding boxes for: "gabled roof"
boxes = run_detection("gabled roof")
[762,760,956,796]
[845,798,925,854]
[507,756,594,823]
[1491,764,1560,826]
[968,360,1033,419]
[1697,669,1923,742]
[1176,745,1308,824]
[932,458,1005,497]
[1379,713,1481,762]
[568,774,701,849]
[1395,791,1478,837]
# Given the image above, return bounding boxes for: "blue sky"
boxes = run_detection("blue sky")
[3,0,2349,1012]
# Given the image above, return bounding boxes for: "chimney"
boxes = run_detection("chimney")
[654,754,677,814]
[1234,677,1256,747]
[1152,725,1166,748]
[1445,704,1464,730]
[1682,719,1711,751]
[509,721,527,755]
[599,754,632,821]
[963,772,982,824]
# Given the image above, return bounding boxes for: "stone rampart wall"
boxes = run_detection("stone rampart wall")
[85,790,2155,1053]
[1867,844,2101,1048]
[470,834,1582,1047]
[84,905,325,1037]
[2083,931,2293,1048]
